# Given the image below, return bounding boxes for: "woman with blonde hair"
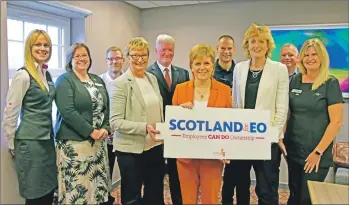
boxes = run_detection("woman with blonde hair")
[284,38,343,205]
[228,23,289,205]
[2,29,57,205]
[109,37,165,205]
[55,43,111,204]
[172,44,232,204]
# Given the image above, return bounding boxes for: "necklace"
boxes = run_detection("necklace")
[250,69,262,78]
[195,90,205,99]
[194,80,211,100]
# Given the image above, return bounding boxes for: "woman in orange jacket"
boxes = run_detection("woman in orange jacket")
[172,44,232,204]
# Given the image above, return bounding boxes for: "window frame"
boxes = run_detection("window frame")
[7,4,70,78]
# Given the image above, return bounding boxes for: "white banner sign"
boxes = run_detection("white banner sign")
[156,106,278,160]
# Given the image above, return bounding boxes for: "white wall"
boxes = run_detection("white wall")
[141,0,349,68]
[64,1,141,74]
[140,0,349,186]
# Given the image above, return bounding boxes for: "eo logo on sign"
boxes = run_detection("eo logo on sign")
[169,119,267,133]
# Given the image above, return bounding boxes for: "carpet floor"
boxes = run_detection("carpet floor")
[111,175,290,204]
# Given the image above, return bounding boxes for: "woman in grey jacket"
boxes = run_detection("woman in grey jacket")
[109,37,165,205]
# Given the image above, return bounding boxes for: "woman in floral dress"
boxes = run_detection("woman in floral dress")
[54,43,111,204]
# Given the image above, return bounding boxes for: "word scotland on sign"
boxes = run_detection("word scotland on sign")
[156,106,278,160]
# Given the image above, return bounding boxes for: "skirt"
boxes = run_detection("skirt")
[56,140,111,204]
[14,139,57,199]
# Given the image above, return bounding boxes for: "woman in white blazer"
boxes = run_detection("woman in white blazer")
[228,24,289,205]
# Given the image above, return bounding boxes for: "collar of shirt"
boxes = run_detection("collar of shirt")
[157,61,172,79]
[106,71,123,82]
[289,67,298,78]
[215,59,235,73]
[34,62,47,75]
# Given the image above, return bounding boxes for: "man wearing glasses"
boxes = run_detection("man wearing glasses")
[100,46,125,91]
[100,46,125,205]
[147,34,189,205]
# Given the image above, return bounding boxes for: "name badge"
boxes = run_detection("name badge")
[95,83,103,87]
[291,89,302,94]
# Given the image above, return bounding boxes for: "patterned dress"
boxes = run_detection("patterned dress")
[56,81,110,204]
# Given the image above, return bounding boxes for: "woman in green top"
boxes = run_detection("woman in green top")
[54,43,111,204]
[284,38,344,205]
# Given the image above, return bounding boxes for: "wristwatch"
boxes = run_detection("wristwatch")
[315,150,323,156]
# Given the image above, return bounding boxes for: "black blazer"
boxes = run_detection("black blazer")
[54,71,110,141]
[146,62,190,117]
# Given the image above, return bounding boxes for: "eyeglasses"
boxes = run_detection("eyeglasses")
[129,54,149,60]
[73,54,89,60]
[107,57,123,62]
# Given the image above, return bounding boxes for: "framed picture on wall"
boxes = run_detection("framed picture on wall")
[269,23,349,98]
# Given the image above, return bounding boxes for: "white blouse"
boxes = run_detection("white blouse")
[194,100,208,108]
[2,63,49,149]
[135,76,162,151]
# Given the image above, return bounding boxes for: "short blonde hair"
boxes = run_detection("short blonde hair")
[24,29,52,90]
[242,23,276,58]
[125,37,149,56]
[189,44,215,68]
[298,38,329,90]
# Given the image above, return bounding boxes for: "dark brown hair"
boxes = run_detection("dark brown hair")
[218,35,235,44]
[65,43,92,72]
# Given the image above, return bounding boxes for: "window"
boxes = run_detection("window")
[7,5,70,123]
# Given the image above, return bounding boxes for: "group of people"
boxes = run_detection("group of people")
[2,22,343,205]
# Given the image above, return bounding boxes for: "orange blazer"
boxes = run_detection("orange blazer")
[172,78,232,163]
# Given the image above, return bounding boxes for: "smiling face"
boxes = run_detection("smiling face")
[280,46,299,69]
[191,56,214,81]
[217,37,235,63]
[128,48,149,74]
[247,36,269,59]
[302,46,321,72]
[106,50,124,74]
[156,41,174,67]
[31,34,50,65]
[72,46,91,72]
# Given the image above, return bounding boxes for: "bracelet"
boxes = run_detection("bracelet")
[315,150,323,156]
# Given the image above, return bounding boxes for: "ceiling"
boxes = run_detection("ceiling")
[125,1,221,9]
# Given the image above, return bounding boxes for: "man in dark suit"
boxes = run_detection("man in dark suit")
[146,34,189,205]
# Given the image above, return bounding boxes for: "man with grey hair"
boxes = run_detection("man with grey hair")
[147,34,189,205]
[280,43,299,79]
